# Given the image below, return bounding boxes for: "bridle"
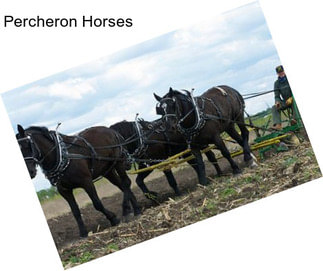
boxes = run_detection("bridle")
[17,135,43,163]
[156,89,206,145]
[18,130,70,185]
[156,97,178,121]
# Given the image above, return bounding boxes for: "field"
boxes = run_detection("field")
[38,132,321,269]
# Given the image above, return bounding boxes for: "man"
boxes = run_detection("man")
[272,65,297,130]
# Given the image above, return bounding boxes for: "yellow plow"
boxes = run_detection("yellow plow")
[128,133,290,174]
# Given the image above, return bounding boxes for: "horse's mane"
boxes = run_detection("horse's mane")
[25,126,52,140]
[26,126,49,133]
[163,89,192,107]
[163,89,184,98]
[110,121,136,140]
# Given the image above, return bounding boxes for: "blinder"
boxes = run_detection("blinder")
[156,105,164,115]
[17,135,42,163]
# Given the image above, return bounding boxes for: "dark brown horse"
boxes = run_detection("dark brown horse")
[110,119,222,199]
[154,86,257,185]
[16,124,141,237]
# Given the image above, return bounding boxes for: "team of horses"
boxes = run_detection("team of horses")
[16,85,257,237]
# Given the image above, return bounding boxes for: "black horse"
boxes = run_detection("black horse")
[110,119,222,199]
[16,124,141,237]
[154,86,257,185]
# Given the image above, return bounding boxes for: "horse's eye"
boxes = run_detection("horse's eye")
[162,103,167,110]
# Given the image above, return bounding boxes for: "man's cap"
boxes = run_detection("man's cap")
[276,65,284,73]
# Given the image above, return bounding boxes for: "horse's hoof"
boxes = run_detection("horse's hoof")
[245,158,258,168]
[216,172,224,177]
[174,189,182,196]
[122,213,134,223]
[233,168,242,175]
[197,178,210,187]
[133,213,141,220]
[134,208,142,216]
[80,231,88,238]
[249,160,258,168]
[110,217,120,226]
[144,191,158,201]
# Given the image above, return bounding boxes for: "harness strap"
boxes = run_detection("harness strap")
[74,135,97,175]
[198,96,223,121]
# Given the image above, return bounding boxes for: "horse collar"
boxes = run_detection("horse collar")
[176,94,206,143]
[42,131,70,186]
[131,121,148,158]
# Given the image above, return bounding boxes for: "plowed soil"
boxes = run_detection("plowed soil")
[41,139,321,269]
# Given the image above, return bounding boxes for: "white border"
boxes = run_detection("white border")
[0,1,322,270]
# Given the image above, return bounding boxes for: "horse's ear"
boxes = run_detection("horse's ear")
[153,93,162,102]
[169,87,174,96]
[17,124,25,137]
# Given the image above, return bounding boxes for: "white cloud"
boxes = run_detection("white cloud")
[27,77,96,100]
[59,90,155,134]
[103,57,158,88]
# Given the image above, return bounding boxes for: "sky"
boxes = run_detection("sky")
[1,1,282,191]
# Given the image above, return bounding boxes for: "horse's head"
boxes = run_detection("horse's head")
[16,125,53,179]
[154,87,179,130]
[154,87,192,131]
[16,125,39,178]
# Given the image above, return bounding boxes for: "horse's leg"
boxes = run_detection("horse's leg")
[226,123,256,166]
[135,163,159,200]
[213,133,242,175]
[105,170,133,218]
[186,157,202,176]
[204,150,223,176]
[226,124,250,161]
[81,180,120,226]
[115,164,141,216]
[186,150,222,179]
[186,156,205,181]
[163,170,181,196]
[191,148,208,186]
[107,166,141,217]
[235,117,258,167]
[57,184,88,237]
[237,123,252,162]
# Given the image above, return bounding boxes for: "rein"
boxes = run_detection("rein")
[20,127,172,185]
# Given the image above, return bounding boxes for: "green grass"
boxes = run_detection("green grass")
[305,150,315,158]
[106,243,119,253]
[249,114,272,129]
[66,252,94,266]
[220,187,238,199]
[241,175,261,183]
[284,157,298,167]
[37,187,60,203]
